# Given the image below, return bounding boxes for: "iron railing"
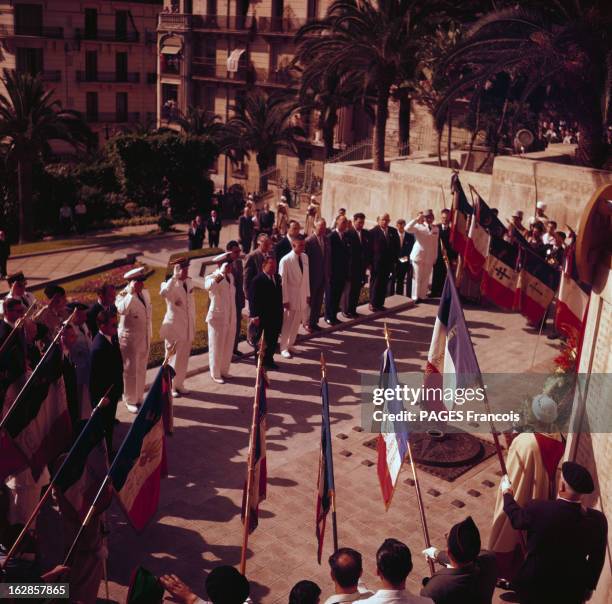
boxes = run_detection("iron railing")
[74,28,139,42]
[1,24,64,38]
[76,71,140,83]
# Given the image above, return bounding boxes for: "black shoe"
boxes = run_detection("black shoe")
[325,318,340,326]
[233,349,244,357]
[264,362,279,370]
[312,324,323,331]
[341,312,352,319]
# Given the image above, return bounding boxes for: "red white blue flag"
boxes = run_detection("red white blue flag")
[481,236,519,310]
[109,365,174,532]
[449,174,473,255]
[376,348,408,508]
[516,253,560,326]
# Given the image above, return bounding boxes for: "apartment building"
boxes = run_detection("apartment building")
[157,0,373,194]
[0,0,161,145]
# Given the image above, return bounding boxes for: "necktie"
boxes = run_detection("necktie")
[358,231,362,243]
[183,282,188,293]
[298,256,303,273]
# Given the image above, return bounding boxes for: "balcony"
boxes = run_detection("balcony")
[192,15,255,32]
[86,112,141,124]
[158,13,192,30]
[191,58,247,83]
[0,24,64,38]
[75,28,140,43]
[257,16,308,35]
[76,71,141,83]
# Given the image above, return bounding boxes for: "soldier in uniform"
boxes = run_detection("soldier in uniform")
[116,267,153,413]
[407,210,440,302]
[160,258,196,397]
[0,272,37,320]
[205,257,236,384]
[34,284,68,342]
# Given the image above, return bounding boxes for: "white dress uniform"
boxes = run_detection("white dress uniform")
[406,219,440,300]
[116,284,153,406]
[160,272,196,391]
[278,250,310,354]
[204,268,237,381]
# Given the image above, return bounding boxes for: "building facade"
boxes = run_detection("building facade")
[0,0,161,145]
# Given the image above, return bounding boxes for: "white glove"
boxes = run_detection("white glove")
[422,547,439,561]
[500,474,512,493]
[220,262,229,273]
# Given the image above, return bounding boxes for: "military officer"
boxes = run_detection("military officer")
[116,267,153,413]
[160,258,196,397]
[205,257,236,384]
[34,284,68,341]
[407,210,440,302]
[0,272,37,320]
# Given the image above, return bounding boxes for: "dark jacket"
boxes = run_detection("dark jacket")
[275,236,292,265]
[258,210,275,232]
[398,230,415,259]
[347,228,370,279]
[89,332,123,404]
[304,233,330,292]
[503,494,608,603]
[239,215,255,244]
[187,224,205,250]
[369,225,400,272]
[206,215,222,237]
[437,224,457,262]
[327,230,352,283]
[243,249,266,300]
[86,302,117,337]
[249,272,283,330]
[0,240,10,260]
[420,551,497,604]
[0,320,27,388]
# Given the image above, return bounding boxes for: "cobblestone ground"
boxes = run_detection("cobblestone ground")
[89,295,559,603]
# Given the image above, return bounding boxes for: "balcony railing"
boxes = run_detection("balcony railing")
[0,24,64,38]
[193,15,255,31]
[158,13,192,30]
[191,58,247,81]
[158,13,313,34]
[76,71,140,83]
[86,112,141,124]
[75,28,139,43]
[40,70,62,82]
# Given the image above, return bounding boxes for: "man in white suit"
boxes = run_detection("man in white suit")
[278,234,310,359]
[116,267,153,413]
[406,210,440,302]
[204,256,236,384]
[160,257,196,397]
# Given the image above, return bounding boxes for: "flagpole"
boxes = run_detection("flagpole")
[240,335,265,575]
[0,302,38,357]
[321,353,338,554]
[0,308,77,431]
[0,389,113,569]
[384,325,435,576]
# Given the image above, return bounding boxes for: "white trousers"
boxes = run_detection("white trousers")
[280,305,307,352]
[120,338,150,405]
[165,339,192,390]
[208,316,236,379]
[412,260,434,300]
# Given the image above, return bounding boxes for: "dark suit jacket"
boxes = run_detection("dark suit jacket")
[0,321,27,387]
[438,224,457,261]
[249,272,283,331]
[231,259,245,309]
[243,249,266,299]
[89,332,124,405]
[86,302,117,336]
[327,231,352,283]
[347,228,370,279]
[503,494,608,601]
[398,230,415,258]
[421,551,497,604]
[369,225,400,272]
[275,236,292,264]
[239,215,254,243]
[305,234,330,292]
[62,354,79,431]
[206,216,222,237]
[258,210,275,232]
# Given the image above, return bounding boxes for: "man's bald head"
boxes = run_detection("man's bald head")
[329,547,363,589]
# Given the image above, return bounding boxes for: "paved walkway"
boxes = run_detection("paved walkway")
[79,295,558,603]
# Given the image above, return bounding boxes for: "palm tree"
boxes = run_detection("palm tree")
[0,69,92,241]
[226,89,303,191]
[170,106,227,141]
[434,2,612,168]
[295,0,444,171]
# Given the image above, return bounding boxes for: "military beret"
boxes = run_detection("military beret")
[562,461,594,494]
[447,516,481,564]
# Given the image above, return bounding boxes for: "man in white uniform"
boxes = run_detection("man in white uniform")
[116,267,153,413]
[278,234,310,359]
[406,210,440,301]
[160,258,196,397]
[205,257,236,384]
[0,272,37,320]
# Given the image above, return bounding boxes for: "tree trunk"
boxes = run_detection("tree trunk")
[17,159,34,243]
[398,94,411,155]
[576,117,606,169]
[257,155,269,193]
[373,88,389,171]
[446,109,452,168]
[462,93,481,170]
[323,108,338,160]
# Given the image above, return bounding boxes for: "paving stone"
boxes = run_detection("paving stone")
[468,489,481,497]
[361,459,374,467]
[482,479,495,488]
[337,433,349,440]
[404,478,415,486]
[427,488,441,497]
[352,426,364,432]
[451,499,466,508]
[339,450,352,457]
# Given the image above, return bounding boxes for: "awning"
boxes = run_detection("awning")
[227,48,246,73]
[160,36,182,55]
[161,46,181,55]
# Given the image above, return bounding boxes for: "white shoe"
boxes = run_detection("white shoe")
[171,390,181,398]
[125,402,139,414]
[211,376,225,384]
[281,350,292,359]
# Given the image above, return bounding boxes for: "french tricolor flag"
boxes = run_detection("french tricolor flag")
[376,347,408,508]
[449,174,473,255]
[463,196,490,280]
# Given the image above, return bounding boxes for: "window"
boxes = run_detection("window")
[307,0,318,20]
[16,47,43,76]
[116,92,128,122]
[115,10,128,41]
[86,92,98,122]
[116,52,128,82]
[84,8,97,39]
[15,4,42,36]
[206,0,217,16]
[161,83,178,120]
[85,51,97,81]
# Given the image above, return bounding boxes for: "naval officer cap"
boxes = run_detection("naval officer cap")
[212,252,230,264]
[561,461,594,494]
[536,201,547,210]
[124,266,146,281]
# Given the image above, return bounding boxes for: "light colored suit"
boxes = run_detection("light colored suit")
[116,286,153,405]
[279,250,310,353]
[406,219,440,299]
[204,271,236,380]
[160,275,196,390]
[360,589,433,604]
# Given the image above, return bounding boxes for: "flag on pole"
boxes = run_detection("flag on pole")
[1,343,72,481]
[316,371,336,563]
[424,275,482,412]
[463,198,490,280]
[241,366,267,534]
[376,347,408,508]
[449,174,473,255]
[516,253,560,326]
[554,242,590,341]
[481,236,519,310]
[108,365,174,532]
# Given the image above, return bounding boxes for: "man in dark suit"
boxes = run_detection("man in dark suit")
[86,283,117,336]
[225,240,245,357]
[258,202,275,237]
[60,324,80,437]
[325,216,352,325]
[431,208,457,297]
[0,298,27,390]
[395,219,415,297]
[304,218,330,332]
[368,213,400,311]
[238,207,255,254]
[249,255,283,370]
[501,461,608,604]
[207,209,222,248]
[275,220,300,265]
[89,309,124,455]
[421,516,497,604]
[343,212,370,318]
[243,233,273,306]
